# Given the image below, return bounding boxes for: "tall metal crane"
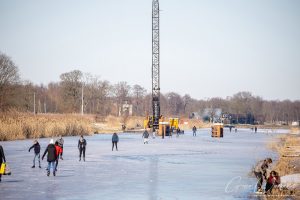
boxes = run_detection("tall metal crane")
[152,0,160,130]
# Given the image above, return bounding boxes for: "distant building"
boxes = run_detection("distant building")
[222,113,255,125]
[192,108,256,125]
[201,108,222,123]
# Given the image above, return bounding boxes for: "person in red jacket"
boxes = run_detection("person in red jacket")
[54,141,62,171]
[265,171,280,194]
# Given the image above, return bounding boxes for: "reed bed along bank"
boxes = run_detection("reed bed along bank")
[266,130,300,199]
[0,111,93,141]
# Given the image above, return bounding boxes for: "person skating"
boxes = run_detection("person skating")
[78,135,87,161]
[192,126,197,136]
[56,135,64,160]
[255,126,257,133]
[28,139,41,168]
[176,128,181,137]
[142,129,149,144]
[112,133,119,151]
[0,145,6,182]
[265,171,280,194]
[54,141,62,171]
[42,139,57,176]
[254,158,273,192]
[152,128,156,139]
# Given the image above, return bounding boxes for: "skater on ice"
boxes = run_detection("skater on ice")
[42,139,57,176]
[112,133,119,151]
[56,135,64,160]
[28,139,41,168]
[142,129,150,144]
[78,135,87,161]
[54,141,63,171]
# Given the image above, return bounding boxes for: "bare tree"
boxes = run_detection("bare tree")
[0,52,20,110]
[82,73,112,115]
[113,82,131,116]
[165,92,183,116]
[132,84,147,116]
[59,70,83,113]
[47,82,61,113]
[182,94,192,115]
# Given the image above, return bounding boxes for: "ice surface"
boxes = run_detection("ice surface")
[0,128,288,200]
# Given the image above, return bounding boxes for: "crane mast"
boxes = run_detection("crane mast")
[152,0,160,130]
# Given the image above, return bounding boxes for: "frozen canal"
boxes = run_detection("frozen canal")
[0,128,286,200]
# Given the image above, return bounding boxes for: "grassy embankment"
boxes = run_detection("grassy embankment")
[266,128,300,199]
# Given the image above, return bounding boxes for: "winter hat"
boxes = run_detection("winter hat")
[50,139,54,144]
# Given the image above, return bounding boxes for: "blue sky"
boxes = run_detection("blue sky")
[0,0,299,100]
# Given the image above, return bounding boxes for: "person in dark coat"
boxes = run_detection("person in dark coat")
[192,126,197,136]
[28,139,41,168]
[112,133,119,151]
[42,139,57,176]
[176,128,181,137]
[78,135,87,161]
[0,145,6,182]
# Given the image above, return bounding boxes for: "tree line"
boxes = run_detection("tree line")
[1,52,300,124]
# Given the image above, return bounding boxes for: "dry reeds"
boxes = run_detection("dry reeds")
[0,110,93,141]
[266,134,300,199]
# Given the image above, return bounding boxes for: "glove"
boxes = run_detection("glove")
[42,156,44,160]
[28,149,30,152]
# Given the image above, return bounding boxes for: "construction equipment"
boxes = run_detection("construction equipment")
[144,116,153,129]
[151,0,160,130]
[144,0,161,131]
[211,123,224,137]
[169,118,179,130]
[145,0,182,137]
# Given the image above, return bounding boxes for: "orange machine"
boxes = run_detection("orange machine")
[211,123,224,137]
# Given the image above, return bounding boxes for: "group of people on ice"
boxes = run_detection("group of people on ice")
[25,133,121,176]
[27,135,85,176]
[28,136,64,176]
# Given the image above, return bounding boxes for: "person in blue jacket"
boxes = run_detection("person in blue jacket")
[112,133,119,151]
